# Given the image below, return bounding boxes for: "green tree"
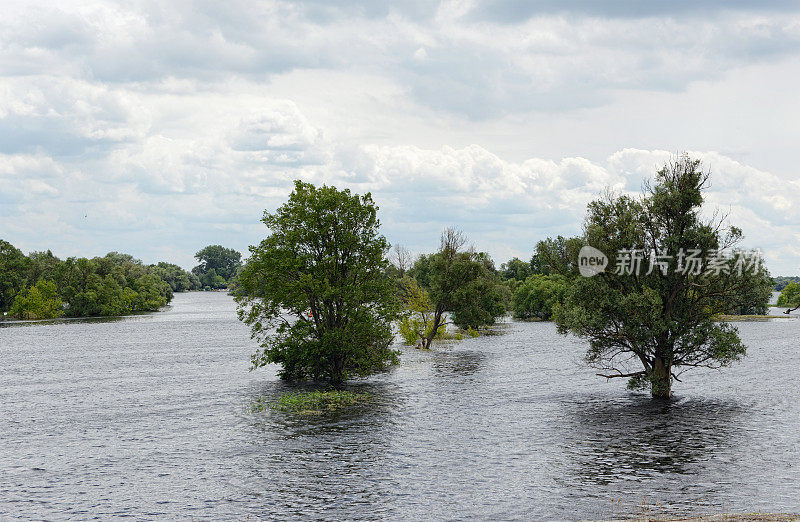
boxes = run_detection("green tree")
[200,268,227,290]
[773,276,800,291]
[721,261,774,315]
[777,282,800,312]
[555,155,762,399]
[534,236,584,277]
[397,277,446,346]
[500,257,532,282]
[26,250,61,286]
[9,279,64,320]
[193,244,242,284]
[449,252,506,329]
[512,274,570,320]
[236,180,401,382]
[411,228,505,348]
[0,239,30,313]
[151,262,199,292]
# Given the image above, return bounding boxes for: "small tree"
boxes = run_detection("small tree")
[555,155,766,398]
[409,228,505,348]
[777,282,800,313]
[397,277,445,346]
[236,180,401,382]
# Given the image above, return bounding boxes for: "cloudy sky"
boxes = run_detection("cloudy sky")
[1,0,799,274]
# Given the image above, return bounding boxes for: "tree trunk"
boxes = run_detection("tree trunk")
[422,310,444,350]
[330,356,345,383]
[650,356,672,399]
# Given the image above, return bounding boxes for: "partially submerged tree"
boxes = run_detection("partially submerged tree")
[777,282,800,313]
[236,180,401,382]
[407,228,505,348]
[397,277,445,347]
[555,155,767,398]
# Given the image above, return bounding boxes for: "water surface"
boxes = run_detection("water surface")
[1,293,798,519]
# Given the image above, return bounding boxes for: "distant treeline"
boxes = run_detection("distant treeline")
[774,276,800,291]
[0,239,201,320]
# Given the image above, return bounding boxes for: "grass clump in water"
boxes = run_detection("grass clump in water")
[252,390,371,414]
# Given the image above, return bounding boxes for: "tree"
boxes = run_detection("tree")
[721,260,773,315]
[236,180,401,382]
[200,268,227,290]
[409,228,505,348]
[555,155,765,398]
[151,262,200,292]
[534,236,584,277]
[390,244,412,278]
[777,282,800,313]
[500,257,532,282]
[449,252,506,329]
[192,245,242,284]
[773,276,800,291]
[512,274,569,320]
[0,239,30,313]
[9,279,64,320]
[397,277,446,346]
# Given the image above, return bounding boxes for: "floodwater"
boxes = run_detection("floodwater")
[1,292,798,520]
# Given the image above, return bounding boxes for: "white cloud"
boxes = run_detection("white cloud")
[0,1,798,274]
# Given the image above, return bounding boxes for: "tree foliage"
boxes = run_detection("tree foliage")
[0,239,182,318]
[9,279,64,319]
[554,155,764,398]
[0,240,30,313]
[777,282,800,310]
[512,274,570,320]
[151,262,201,292]
[499,257,532,282]
[534,236,584,277]
[773,276,800,291]
[193,245,242,288]
[407,228,506,348]
[397,277,446,346]
[236,180,401,382]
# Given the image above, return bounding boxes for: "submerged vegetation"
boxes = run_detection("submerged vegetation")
[252,390,372,414]
[397,228,507,349]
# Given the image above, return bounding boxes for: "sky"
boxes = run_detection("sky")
[1,0,799,274]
